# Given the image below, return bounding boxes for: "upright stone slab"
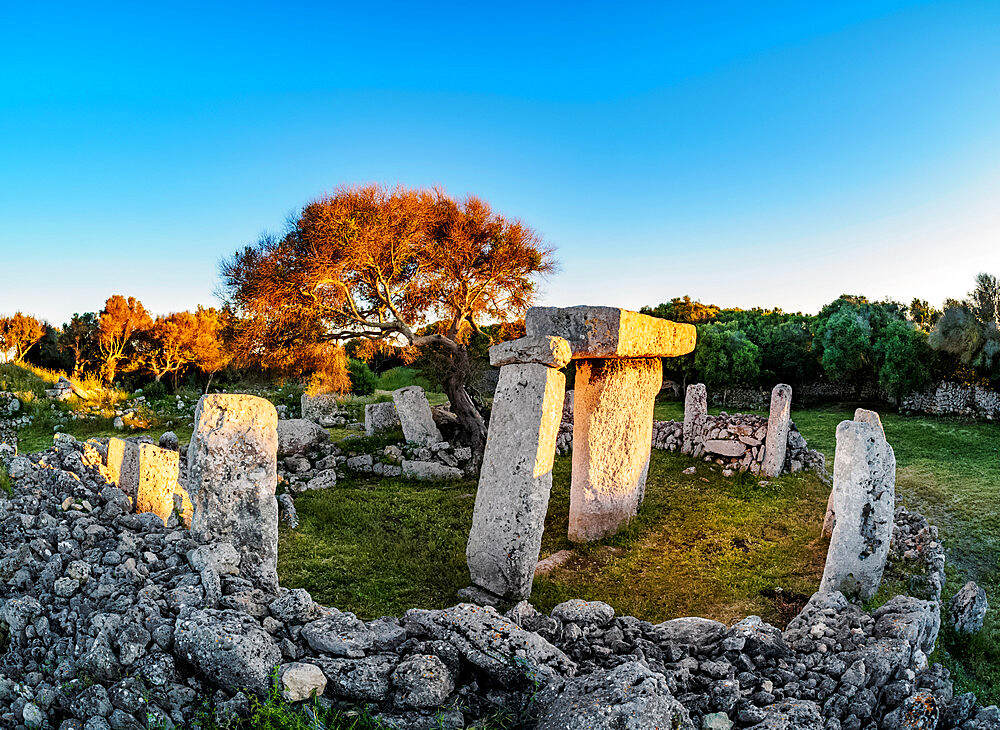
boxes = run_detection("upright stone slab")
[682,383,707,453]
[761,384,793,477]
[392,386,442,446]
[365,402,401,436]
[187,394,280,593]
[823,408,886,536]
[107,437,140,505]
[466,337,570,599]
[819,417,896,600]
[569,357,662,542]
[136,443,181,525]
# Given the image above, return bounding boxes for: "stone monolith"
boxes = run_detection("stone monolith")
[819,417,896,600]
[761,384,793,477]
[107,437,140,505]
[569,357,662,542]
[187,394,280,593]
[392,386,442,446]
[823,408,886,536]
[466,337,569,599]
[135,443,181,525]
[682,384,707,454]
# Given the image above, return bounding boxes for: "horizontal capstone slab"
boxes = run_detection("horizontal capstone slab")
[525,305,696,359]
[489,336,572,368]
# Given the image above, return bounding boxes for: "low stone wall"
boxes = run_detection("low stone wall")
[556,391,827,478]
[2,437,994,729]
[902,381,1000,419]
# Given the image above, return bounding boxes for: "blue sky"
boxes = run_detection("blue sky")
[2,1,999,324]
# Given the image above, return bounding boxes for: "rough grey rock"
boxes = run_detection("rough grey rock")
[761,384,792,477]
[401,460,462,481]
[187,394,280,592]
[276,418,329,456]
[949,581,988,634]
[301,610,376,657]
[391,654,454,708]
[551,599,615,626]
[534,661,694,730]
[392,387,443,446]
[488,335,573,368]
[365,402,401,436]
[173,608,282,696]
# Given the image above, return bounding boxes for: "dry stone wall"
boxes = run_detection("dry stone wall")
[902,381,1000,419]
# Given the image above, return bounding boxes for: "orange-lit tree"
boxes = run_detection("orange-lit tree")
[221,184,555,451]
[97,295,152,385]
[189,306,231,392]
[61,313,99,376]
[0,312,46,364]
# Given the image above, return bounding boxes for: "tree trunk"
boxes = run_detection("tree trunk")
[440,344,487,460]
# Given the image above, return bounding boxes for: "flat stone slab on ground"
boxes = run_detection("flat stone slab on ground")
[704,439,746,457]
[526,305,696,359]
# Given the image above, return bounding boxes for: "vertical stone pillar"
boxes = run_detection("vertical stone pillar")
[466,336,571,599]
[761,384,793,477]
[135,443,181,525]
[682,383,707,454]
[107,437,140,505]
[188,394,280,593]
[569,357,662,542]
[819,415,895,600]
[823,408,885,535]
[392,386,443,446]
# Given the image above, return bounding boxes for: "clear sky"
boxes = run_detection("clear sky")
[2,1,999,325]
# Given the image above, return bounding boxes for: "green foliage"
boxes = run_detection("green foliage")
[874,320,931,398]
[347,358,377,396]
[641,295,720,324]
[817,306,873,383]
[143,380,168,399]
[374,367,437,393]
[693,323,761,386]
[0,466,11,497]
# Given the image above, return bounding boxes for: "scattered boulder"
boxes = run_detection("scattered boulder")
[949,581,988,634]
[277,418,329,456]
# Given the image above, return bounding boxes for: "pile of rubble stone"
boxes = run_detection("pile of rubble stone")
[0,411,995,729]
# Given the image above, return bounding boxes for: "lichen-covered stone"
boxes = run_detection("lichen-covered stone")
[762,384,792,477]
[488,335,573,368]
[392,386,443,446]
[187,394,280,593]
[467,363,565,599]
[365,402,400,436]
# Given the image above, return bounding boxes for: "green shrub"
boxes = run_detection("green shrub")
[348,359,377,396]
[143,380,168,400]
[375,367,437,393]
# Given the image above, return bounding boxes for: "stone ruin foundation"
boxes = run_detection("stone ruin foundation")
[2,376,998,728]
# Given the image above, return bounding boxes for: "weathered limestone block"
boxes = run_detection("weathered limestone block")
[467,362,566,599]
[400,460,462,481]
[761,384,793,477]
[569,358,661,542]
[107,437,140,505]
[824,408,885,535]
[135,443,181,525]
[526,305,696,359]
[819,417,896,600]
[392,386,442,446]
[489,336,573,368]
[704,439,746,457]
[682,384,707,452]
[187,394,280,593]
[301,393,345,424]
[364,402,400,436]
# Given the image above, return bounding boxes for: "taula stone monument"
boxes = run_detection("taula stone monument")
[187,393,280,593]
[526,306,696,543]
[465,306,695,601]
[820,408,896,600]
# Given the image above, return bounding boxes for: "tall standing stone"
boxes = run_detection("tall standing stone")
[392,386,443,446]
[187,394,280,593]
[819,416,896,600]
[527,305,696,543]
[135,443,181,525]
[569,357,662,542]
[682,383,708,454]
[823,408,885,536]
[466,336,570,599]
[107,437,140,505]
[761,384,793,477]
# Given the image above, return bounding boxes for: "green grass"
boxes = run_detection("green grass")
[374,367,438,394]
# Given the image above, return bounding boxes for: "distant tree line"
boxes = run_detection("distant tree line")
[643,274,1000,400]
